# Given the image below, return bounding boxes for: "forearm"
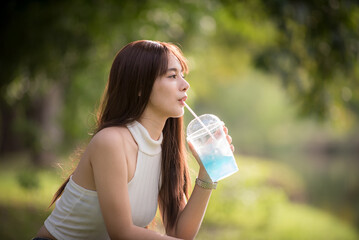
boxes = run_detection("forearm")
[173,170,213,239]
[113,225,181,240]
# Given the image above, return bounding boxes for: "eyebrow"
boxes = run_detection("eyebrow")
[167,67,183,73]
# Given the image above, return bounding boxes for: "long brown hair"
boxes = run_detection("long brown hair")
[50,40,191,230]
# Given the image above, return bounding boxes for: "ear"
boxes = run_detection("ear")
[138,91,141,97]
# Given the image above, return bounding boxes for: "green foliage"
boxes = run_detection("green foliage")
[0,0,216,156]
[0,155,358,239]
[267,203,358,240]
[252,0,359,119]
[0,203,49,240]
[0,155,63,207]
[16,168,40,190]
[0,155,62,239]
[2,0,358,157]
[1,0,358,237]
[193,157,359,240]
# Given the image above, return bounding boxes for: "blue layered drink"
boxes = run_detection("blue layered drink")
[187,114,238,182]
[201,154,237,182]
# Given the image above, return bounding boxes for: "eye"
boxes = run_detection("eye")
[168,74,177,79]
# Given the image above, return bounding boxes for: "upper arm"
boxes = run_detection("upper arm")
[89,128,133,238]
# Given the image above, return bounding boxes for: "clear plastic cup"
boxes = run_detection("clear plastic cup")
[187,114,238,182]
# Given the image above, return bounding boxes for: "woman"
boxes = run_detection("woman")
[34,40,234,240]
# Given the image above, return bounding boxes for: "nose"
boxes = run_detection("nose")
[181,77,190,92]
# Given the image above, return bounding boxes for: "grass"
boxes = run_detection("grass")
[0,153,358,239]
[195,156,359,240]
[0,153,63,239]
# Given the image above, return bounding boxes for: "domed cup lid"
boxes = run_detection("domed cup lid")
[186,114,223,141]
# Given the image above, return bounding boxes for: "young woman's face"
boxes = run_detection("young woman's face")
[147,54,190,119]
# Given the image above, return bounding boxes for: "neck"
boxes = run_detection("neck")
[138,112,167,141]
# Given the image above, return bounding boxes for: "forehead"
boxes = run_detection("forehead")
[167,54,182,71]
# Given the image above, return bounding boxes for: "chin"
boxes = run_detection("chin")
[169,108,185,118]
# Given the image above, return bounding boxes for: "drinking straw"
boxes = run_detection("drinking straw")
[184,102,216,140]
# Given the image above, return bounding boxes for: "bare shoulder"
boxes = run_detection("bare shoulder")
[90,126,135,147]
[88,126,137,160]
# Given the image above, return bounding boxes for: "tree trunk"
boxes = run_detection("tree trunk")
[0,100,23,154]
[29,81,64,166]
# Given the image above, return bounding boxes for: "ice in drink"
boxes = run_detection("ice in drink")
[187,114,238,182]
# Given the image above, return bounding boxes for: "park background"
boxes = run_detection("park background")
[0,0,358,239]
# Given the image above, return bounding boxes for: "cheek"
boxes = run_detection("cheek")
[149,86,169,107]
[150,78,181,109]
[156,92,173,106]
[153,82,174,100]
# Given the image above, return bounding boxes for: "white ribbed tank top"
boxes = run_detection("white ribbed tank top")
[126,121,163,226]
[44,121,163,240]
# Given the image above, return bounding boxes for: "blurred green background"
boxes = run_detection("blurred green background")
[1,0,358,239]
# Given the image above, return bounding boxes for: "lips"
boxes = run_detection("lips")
[178,96,187,105]
[180,96,187,102]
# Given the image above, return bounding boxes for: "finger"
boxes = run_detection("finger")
[226,134,232,144]
[214,129,221,138]
[188,141,200,159]
[223,126,228,135]
[230,144,235,152]
[188,141,195,151]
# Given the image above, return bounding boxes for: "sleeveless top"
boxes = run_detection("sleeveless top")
[44,121,163,240]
